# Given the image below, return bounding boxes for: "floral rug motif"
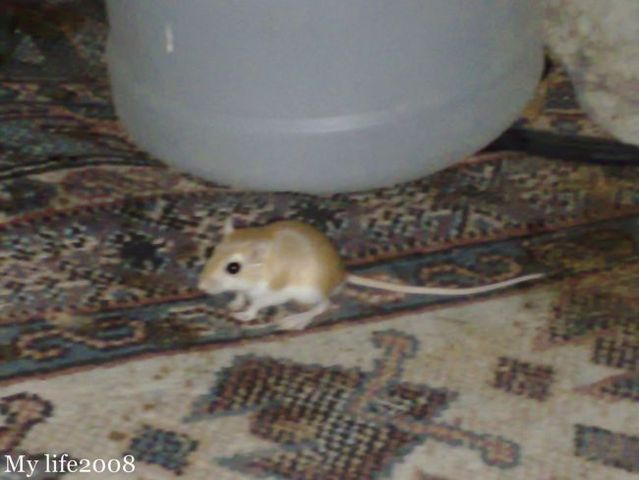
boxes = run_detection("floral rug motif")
[0,2,638,479]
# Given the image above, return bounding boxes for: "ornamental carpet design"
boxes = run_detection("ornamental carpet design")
[0,1,638,479]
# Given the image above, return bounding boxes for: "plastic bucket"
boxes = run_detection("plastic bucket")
[106,0,543,193]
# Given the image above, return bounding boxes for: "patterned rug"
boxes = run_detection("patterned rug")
[1,2,638,479]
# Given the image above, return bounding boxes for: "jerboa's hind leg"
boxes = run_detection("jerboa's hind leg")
[276,298,331,331]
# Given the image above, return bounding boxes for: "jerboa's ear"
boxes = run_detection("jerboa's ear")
[248,241,271,264]
[223,217,235,236]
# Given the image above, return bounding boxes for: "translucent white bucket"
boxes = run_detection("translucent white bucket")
[106,0,543,193]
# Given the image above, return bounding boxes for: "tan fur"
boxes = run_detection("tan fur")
[199,220,347,297]
[259,221,346,297]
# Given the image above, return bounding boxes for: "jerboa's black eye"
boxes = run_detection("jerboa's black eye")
[226,262,241,274]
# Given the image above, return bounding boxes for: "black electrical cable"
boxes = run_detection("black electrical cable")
[482,128,639,166]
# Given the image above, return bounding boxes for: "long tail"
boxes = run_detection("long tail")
[346,273,543,296]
